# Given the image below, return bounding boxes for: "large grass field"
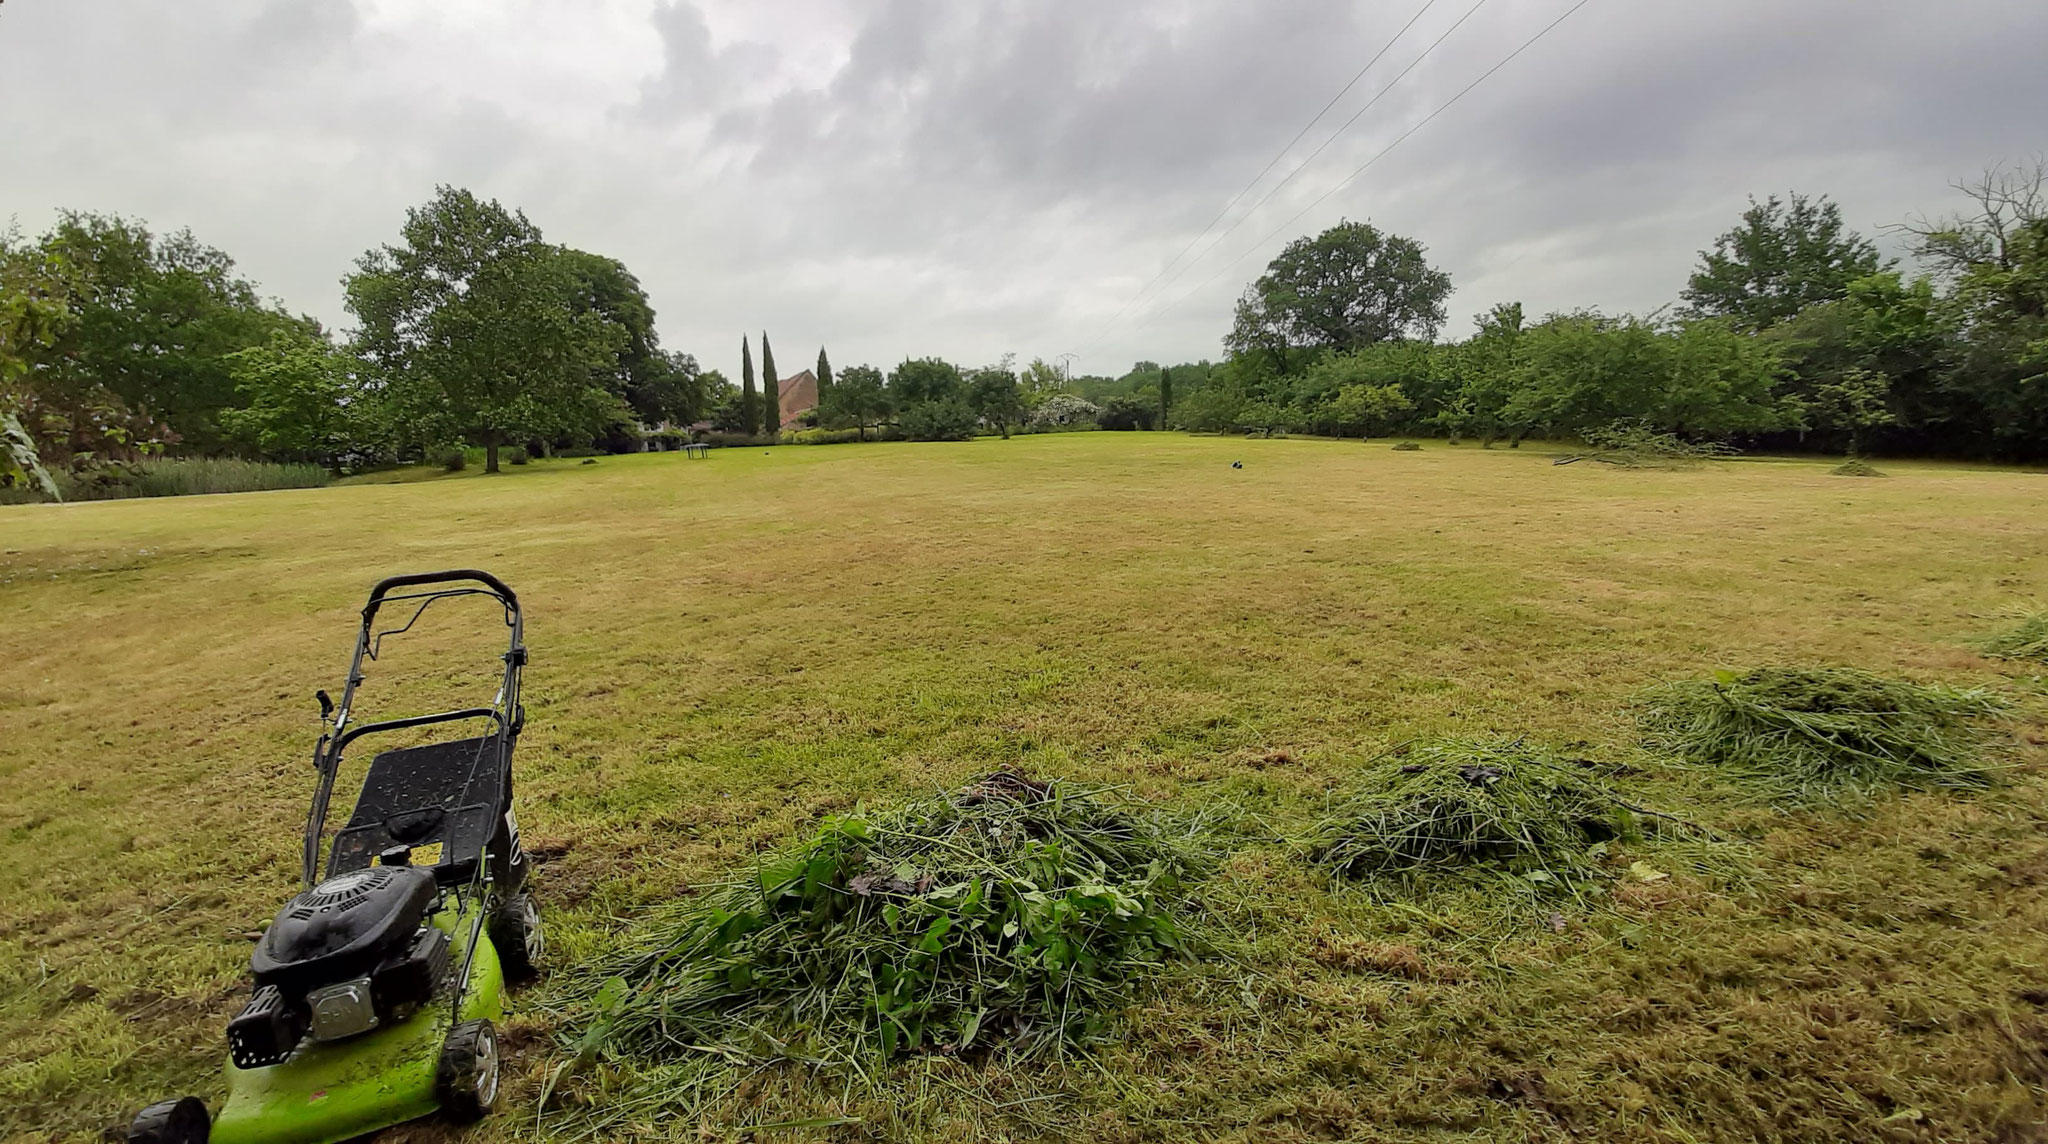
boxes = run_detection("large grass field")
[3,434,2046,1143]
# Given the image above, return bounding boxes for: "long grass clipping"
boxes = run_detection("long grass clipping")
[1307,741,1654,898]
[557,774,1206,1072]
[1638,667,2005,800]
[1978,609,2048,664]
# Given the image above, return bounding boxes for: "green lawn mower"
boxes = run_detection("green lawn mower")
[130,570,543,1144]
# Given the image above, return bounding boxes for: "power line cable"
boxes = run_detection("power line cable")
[1114,0,1444,311]
[1137,0,1494,301]
[1132,0,1595,333]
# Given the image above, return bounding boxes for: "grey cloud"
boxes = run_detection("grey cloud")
[2,0,2043,376]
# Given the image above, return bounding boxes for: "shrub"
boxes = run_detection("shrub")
[1391,441,1422,451]
[432,445,467,472]
[554,774,1208,1076]
[30,458,330,501]
[1638,667,2006,801]
[788,427,865,445]
[505,446,530,466]
[1562,421,1735,469]
[1097,395,1158,431]
[897,398,976,441]
[1026,394,1101,432]
[694,431,777,449]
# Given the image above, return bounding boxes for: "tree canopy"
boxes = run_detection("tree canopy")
[1683,193,1887,329]
[1226,220,1451,371]
[344,186,627,472]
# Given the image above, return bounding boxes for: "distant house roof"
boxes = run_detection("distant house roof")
[775,370,819,430]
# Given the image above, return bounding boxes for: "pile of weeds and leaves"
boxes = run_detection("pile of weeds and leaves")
[1555,420,1736,470]
[1830,457,1887,477]
[1638,667,2006,802]
[1978,608,2048,665]
[1306,741,1679,902]
[552,772,1210,1090]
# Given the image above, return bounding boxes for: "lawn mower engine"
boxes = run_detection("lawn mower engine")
[230,865,450,1067]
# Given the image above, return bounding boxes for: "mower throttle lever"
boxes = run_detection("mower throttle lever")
[316,690,335,720]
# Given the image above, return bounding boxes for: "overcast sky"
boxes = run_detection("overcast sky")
[4,0,2044,380]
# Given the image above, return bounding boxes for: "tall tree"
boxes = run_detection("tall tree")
[760,331,780,435]
[1,230,76,498]
[221,326,373,466]
[820,363,888,440]
[1683,193,1887,330]
[1159,366,1173,429]
[345,186,627,472]
[816,346,833,397]
[29,211,306,455]
[559,250,706,426]
[967,364,1024,439]
[1226,220,1452,371]
[740,335,759,436]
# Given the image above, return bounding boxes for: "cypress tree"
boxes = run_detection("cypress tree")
[760,331,779,435]
[1159,366,1173,431]
[741,335,759,436]
[816,347,833,395]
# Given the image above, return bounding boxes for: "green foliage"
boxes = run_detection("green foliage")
[24,212,306,457]
[787,427,865,445]
[1226,220,1451,370]
[1683,193,1888,329]
[966,364,1025,438]
[23,457,329,501]
[888,357,963,406]
[897,397,976,441]
[1830,457,1885,477]
[0,231,74,499]
[1977,609,2048,664]
[760,331,780,432]
[1095,394,1156,431]
[554,776,1207,1082]
[1638,667,2006,802]
[740,335,759,436]
[1307,742,1646,900]
[505,445,531,465]
[344,187,628,472]
[1391,440,1421,451]
[559,251,707,427]
[433,445,467,472]
[1023,393,1099,432]
[819,363,889,439]
[815,346,833,394]
[1300,351,1415,438]
[220,328,369,466]
[1569,420,1737,469]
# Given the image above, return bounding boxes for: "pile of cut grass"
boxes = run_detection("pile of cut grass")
[1306,741,1648,898]
[1390,441,1422,451]
[1831,457,1887,477]
[1559,421,1735,470]
[1638,667,2005,801]
[1978,608,2048,664]
[553,773,1208,1079]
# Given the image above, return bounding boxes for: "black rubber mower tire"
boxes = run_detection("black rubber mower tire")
[436,1018,501,1123]
[490,892,543,982]
[129,1096,209,1144]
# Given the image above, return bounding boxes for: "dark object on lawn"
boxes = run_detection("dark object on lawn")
[1307,741,1646,897]
[1391,441,1422,451]
[555,774,1206,1078]
[1231,460,1243,469]
[580,458,598,466]
[129,571,541,1144]
[1638,667,2005,801]
[1832,458,1886,477]
[1978,608,2048,664]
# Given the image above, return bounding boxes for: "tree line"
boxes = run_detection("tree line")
[1132,159,2048,460]
[1,187,729,484]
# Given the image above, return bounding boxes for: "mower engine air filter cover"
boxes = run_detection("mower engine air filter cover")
[252,866,437,994]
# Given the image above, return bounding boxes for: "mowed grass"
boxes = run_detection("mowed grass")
[3,435,2047,1143]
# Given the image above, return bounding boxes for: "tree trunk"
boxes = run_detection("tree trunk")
[484,430,501,473]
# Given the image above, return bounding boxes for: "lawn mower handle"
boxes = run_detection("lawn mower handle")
[363,570,518,618]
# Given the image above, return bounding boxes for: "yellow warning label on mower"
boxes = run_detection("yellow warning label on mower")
[410,842,443,866]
